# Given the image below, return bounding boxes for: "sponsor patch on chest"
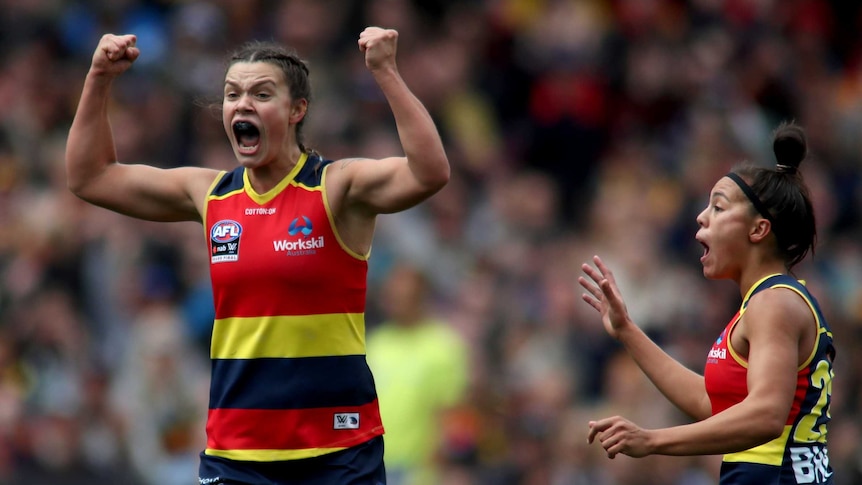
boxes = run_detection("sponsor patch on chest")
[272,215,326,256]
[211,220,242,263]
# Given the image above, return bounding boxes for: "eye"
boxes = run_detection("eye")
[255,92,272,100]
[225,92,239,100]
[712,204,723,213]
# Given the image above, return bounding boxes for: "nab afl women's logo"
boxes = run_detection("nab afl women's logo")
[211,220,242,263]
[211,220,242,242]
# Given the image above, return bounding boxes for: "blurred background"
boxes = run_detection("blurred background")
[0,0,860,484]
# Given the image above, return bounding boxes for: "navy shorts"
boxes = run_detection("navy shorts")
[198,436,386,485]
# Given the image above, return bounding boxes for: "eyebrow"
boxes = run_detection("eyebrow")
[711,191,731,202]
[223,79,278,89]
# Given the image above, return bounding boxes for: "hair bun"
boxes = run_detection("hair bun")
[772,122,807,174]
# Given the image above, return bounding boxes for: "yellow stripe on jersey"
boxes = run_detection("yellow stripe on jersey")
[211,313,366,359]
[723,425,792,466]
[205,447,348,461]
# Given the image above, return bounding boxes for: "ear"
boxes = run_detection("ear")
[290,98,308,124]
[749,218,772,244]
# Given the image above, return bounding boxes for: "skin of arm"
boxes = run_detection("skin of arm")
[587,287,810,459]
[580,256,712,420]
[330,27,450,217]
[66,34,218,222]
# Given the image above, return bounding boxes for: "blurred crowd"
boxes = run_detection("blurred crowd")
[0,0,861,484]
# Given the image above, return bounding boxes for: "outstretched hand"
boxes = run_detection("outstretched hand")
[91,34,139,78]
[578,255,633,339]
[358,27,398,73]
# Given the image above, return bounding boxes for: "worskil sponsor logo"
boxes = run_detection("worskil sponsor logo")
[273,237,325,252]
[288,216,313,237]
[274,215,324,256]
[715,330,725,345]
[706,345,726,364]
[211,220,241,263]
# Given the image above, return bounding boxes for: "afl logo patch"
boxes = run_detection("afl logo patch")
[211,220,242,263]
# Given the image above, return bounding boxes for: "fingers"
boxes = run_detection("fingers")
[593,255,618,287]
[581,263,605,291]
[358,26,398,51]
[582,256,623,303]
[587,420,601,443]
[578,276,602,311]
[101,34,138,61]
[588,418,623,458]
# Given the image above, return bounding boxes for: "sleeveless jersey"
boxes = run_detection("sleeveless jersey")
[704,274,835,484]
[202,152,384,462]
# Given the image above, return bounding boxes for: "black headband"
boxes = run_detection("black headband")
[725,172,780,238]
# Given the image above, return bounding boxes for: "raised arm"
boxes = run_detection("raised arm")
[331,27,450,215]
[579,256,712,421]
[65,34,217,222]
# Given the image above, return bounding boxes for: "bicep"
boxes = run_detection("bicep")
[743,292,811,418]
[76,163,218,222]
[337,157,440,214]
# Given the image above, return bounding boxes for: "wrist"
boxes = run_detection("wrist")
[85,68,117,87]
[370,65,400,83]
[614,319,639,340]
[645,428,663,455]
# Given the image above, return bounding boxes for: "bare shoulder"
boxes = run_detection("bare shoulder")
[167,165,224,214]
[331,157,370,168]
[745,286,814,336]
[324,157,382,189]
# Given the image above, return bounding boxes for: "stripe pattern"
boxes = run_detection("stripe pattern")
[203,153,383,461]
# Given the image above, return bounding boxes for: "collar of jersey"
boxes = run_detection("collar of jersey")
[242,152,308,205]
[739,272,784,312]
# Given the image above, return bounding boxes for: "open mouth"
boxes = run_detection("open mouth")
[233,121,260,154]
[697,238,710,260]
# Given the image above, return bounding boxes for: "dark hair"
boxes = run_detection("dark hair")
[226,41,313,153]
[731,122,816,270]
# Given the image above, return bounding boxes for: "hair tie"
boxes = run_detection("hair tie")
[776,164,797,174]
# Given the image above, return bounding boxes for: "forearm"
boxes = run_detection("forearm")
[617,324,711,420]
[371,67,449,187]
[651,399,786,456]
[65,72,119,196]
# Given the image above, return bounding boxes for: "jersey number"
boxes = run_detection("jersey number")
[792,359,832,444]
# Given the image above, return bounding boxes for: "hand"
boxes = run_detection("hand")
[90,34,139,78]
[578,255,632,339]
[358,27,398,73]
[587,416,653,459]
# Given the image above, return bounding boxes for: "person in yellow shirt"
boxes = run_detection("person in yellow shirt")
[367,262,470,485]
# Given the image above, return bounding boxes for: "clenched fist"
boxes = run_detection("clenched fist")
[358,27,398,73]
[90,34,140,78]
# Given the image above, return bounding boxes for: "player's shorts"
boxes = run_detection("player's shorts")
[198,436,386,485]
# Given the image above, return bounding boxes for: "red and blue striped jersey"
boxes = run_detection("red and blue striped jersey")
[704,274,834,484]
[202,152,383,462]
